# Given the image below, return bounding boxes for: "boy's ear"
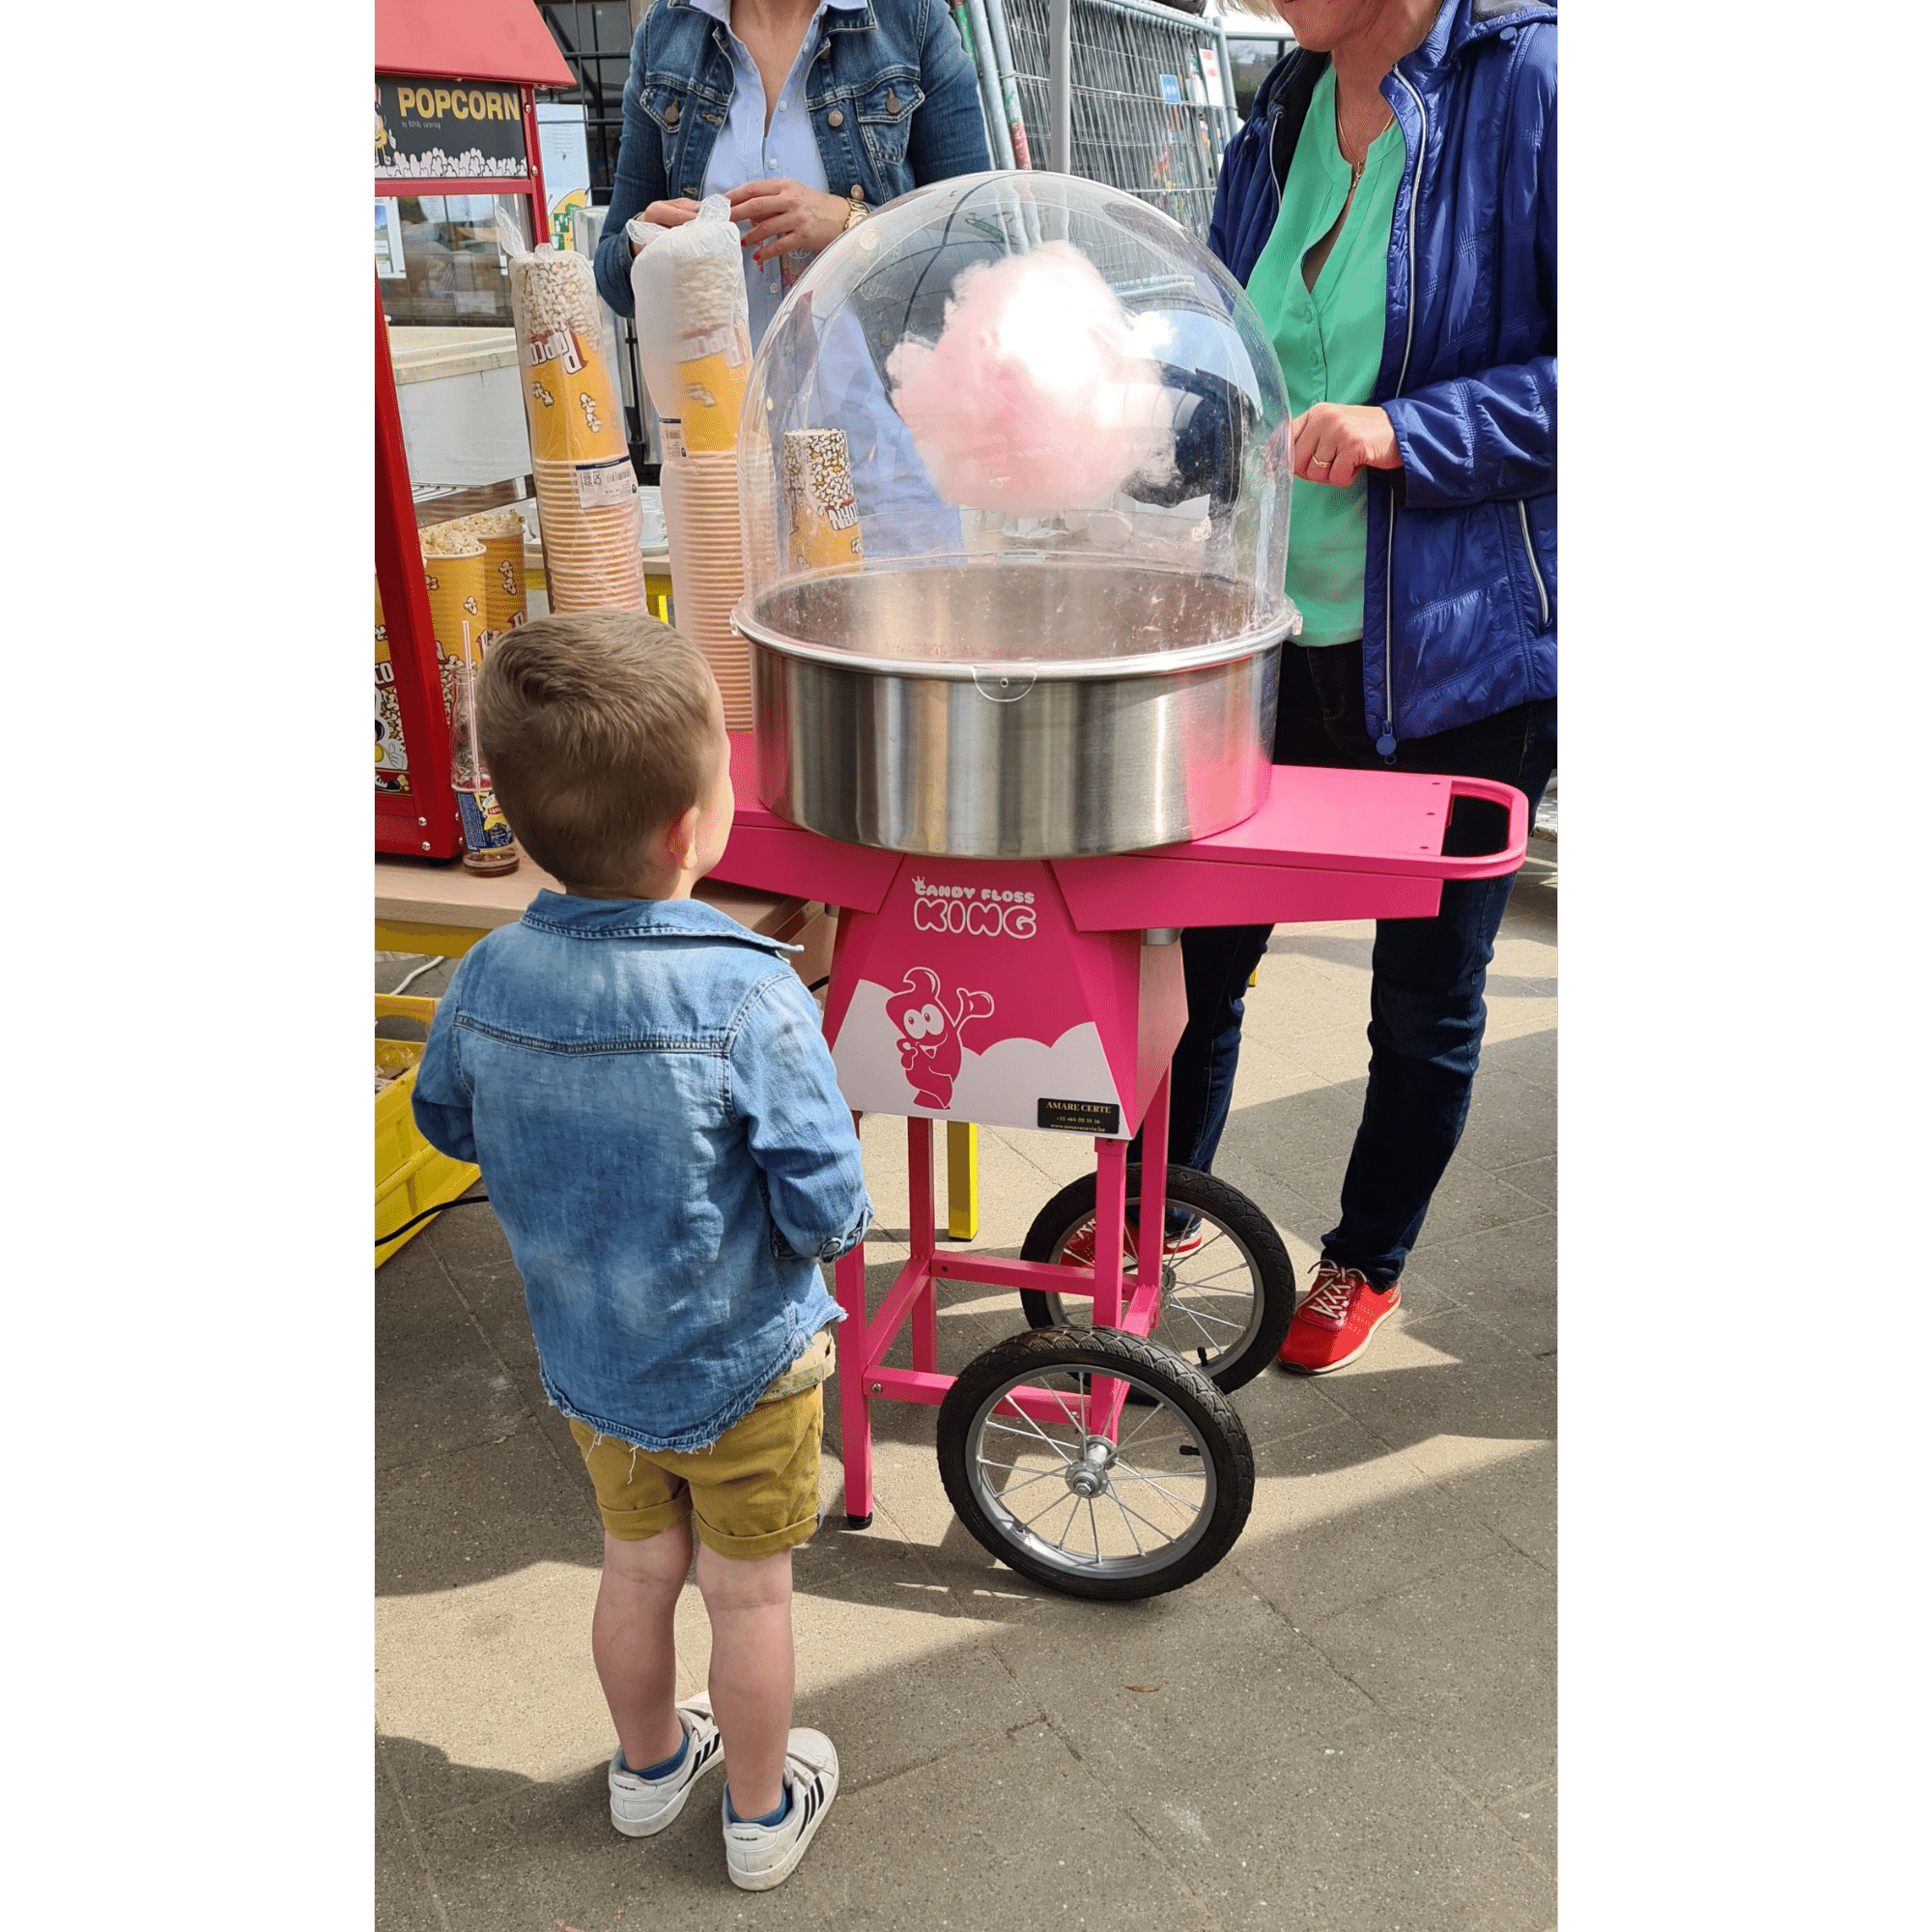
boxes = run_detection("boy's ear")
[667,802,701,871]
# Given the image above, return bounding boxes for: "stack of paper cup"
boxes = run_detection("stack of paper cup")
[660,441,751,728]
[510,245,645,614]
[629,199,753,457]
[531,456,647,611]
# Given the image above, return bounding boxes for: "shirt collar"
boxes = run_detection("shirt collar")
[519,890,799,954]
[688,0,866,22]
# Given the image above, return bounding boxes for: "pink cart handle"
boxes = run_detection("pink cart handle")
[1433,777,1531,881]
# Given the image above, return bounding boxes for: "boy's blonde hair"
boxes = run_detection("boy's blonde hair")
[477,611,721,890]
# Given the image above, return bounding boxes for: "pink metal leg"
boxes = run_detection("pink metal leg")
[835,1243,873,1525]
[1124,1067,1172,1334]
[836,1111,874,1526]
[1139,1066,1171,1261]
[907,1119,939,1372]
[1090,1138,1129,1437]
[1092,1137,1128,1330]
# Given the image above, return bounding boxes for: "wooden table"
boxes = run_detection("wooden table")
[376,854,833,980]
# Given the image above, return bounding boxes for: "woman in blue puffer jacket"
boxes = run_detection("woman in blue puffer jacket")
[592,0,990,347]
[1159,0,1556,1375]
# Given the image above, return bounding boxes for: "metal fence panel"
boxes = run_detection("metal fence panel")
[997,0,1239,241]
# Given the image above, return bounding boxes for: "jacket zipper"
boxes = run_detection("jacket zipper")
[1517,497,1549,627]
[1268,79,1292,195]
[1378,67,1426,758]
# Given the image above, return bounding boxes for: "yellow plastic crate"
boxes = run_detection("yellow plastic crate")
[376,993,480,1264]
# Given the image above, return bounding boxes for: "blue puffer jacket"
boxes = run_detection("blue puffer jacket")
[1208,0,1556,753]
[594,0,990,318]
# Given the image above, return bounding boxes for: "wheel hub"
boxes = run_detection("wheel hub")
[1064,1436,1116,1498]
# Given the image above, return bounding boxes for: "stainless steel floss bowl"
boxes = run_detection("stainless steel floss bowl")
[739,557,1288,859]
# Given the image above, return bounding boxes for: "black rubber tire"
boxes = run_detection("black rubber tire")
[1017,1166,1294,1393]
[936,1325,1255,1602]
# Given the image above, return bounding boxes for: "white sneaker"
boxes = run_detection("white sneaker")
[722,1729,840,1891]
[608,1693,724,1837]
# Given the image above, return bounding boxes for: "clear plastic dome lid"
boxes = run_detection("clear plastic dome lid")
[736,172,1294,674]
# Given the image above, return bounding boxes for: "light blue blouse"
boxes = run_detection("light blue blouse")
[691,0,866,347]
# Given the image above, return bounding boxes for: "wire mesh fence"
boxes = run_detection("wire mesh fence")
[996,0,1240,242]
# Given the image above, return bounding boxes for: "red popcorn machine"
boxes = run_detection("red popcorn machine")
[374,0,573,859]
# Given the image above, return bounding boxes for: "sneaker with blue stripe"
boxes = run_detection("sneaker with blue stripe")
[608,1693,724,1837]
[722,1729,839,1891]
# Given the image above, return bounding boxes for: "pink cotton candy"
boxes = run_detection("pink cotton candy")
[886,242,1178,516]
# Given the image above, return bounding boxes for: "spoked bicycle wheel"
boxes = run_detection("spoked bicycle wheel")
[936,1325,1254,1602]
[1017,1166,1294,1393]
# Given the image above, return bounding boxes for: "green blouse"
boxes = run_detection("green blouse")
[1244,66,1403,646]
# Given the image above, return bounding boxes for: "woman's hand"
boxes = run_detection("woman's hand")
[1281,403,1403,487]
[630,199,701,251]
[727,179,851,264]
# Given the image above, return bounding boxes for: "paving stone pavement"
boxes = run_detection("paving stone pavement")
[376,846,1556,1931]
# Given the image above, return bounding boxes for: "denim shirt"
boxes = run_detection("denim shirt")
[412,894,870,1454]
[592,0,991,319]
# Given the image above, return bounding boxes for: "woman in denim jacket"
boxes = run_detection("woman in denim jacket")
[592,0,990,344]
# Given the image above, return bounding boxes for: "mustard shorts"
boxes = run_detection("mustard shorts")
[568,1384,824,1559]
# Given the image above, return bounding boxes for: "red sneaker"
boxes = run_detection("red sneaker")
[1057,1221,1205,1268]
[1277,1263,1400,1375]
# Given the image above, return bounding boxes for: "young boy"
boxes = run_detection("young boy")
[411,611,870,1892]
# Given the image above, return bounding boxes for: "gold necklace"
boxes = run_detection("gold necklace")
[1337,98,1392,188]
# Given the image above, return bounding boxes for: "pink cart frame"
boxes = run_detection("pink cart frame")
[709,737,1529,1532]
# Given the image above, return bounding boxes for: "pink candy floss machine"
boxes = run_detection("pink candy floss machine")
[710,175,1530,1600]
[712,737,1526,1601]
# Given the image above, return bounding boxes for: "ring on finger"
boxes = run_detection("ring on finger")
[1311,456,1333,469]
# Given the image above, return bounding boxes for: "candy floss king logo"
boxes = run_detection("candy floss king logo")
[911,875,1037,939]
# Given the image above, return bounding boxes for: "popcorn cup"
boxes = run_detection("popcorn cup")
[421,544,488,666]
[422,543,489,788]
[478,534,527,637]
[783,430,864,573]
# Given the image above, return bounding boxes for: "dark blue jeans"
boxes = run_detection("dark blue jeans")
[1147,639,1556,1288]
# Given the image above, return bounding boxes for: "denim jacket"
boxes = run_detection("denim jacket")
[592,0,991,317]
[412,894,870,1454]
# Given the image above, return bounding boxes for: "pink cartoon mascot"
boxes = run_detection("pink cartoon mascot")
[886,968,995,1111]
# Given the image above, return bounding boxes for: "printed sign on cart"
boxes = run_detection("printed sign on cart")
[376,75,528,181]
[826,866,1133,1136]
